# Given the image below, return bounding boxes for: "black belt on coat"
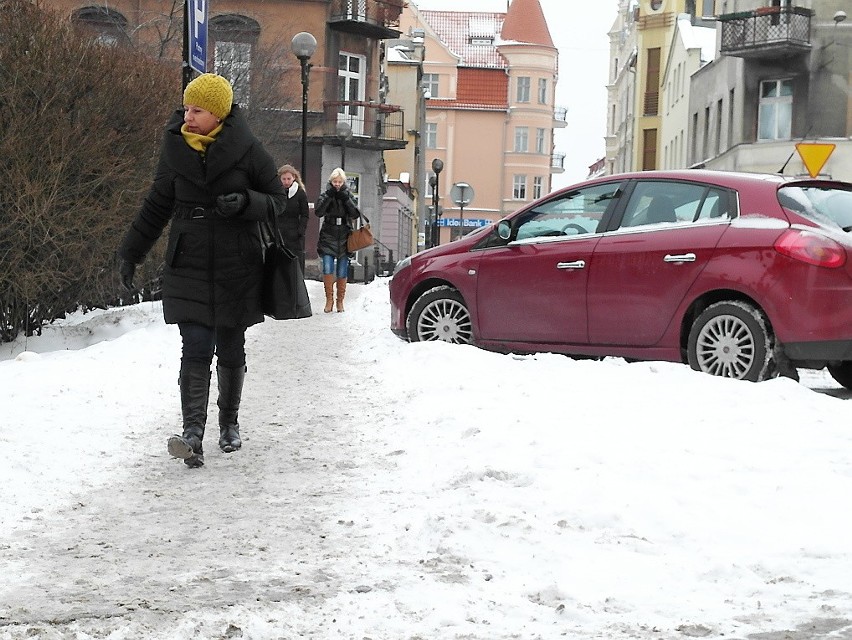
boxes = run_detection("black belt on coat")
[173,205,219,220]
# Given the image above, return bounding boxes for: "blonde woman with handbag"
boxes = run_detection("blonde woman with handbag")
[313,167,360,312]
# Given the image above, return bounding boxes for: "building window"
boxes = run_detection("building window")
[210,14,260,107]
[514,127,529,152]
[537,78,547,104]
[517,77,530,103]
[513,175,527,200]
[532,176,544,200]
[71,6,129,46]
[338,52,367,135]
[535,128,546,154]
[425,122,438,149]
[728,88,735,149]
[716,98,723,156]
[422,73,439,98]
[758,79,792,141]
[215,41,252,106]
[642,128,657,171]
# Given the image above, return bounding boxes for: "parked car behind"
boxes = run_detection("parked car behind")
[389,170,852,387]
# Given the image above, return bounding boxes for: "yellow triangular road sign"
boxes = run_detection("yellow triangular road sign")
[795,142,835,178]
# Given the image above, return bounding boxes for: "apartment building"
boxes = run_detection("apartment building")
[606,0,852,180]
[51,0,408,275]
[396,0,565,249]
[692,0,851,179]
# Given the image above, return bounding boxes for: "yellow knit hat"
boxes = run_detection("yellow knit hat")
[183,73,233,120]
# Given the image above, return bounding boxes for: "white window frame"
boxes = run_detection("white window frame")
[514,127,529,153]
[535,128,546,154]
[424,122,438,149]
[757,78,792,141]
[516,77,530,103]
[338,51,366,135]
[513,175,527,200]
[537,78,547,104]
[533,176,544,200]
[422,73,439,99]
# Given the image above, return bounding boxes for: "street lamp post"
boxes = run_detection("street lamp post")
[291,32,317,187]
[336,121,353,170]
[430,158,444,248]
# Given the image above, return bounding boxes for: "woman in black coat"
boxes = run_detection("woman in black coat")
[276,164,309,273]
[314,167,360,312]
[117,73,286,469]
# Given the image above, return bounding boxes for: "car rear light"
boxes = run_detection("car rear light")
[774,229,847,268]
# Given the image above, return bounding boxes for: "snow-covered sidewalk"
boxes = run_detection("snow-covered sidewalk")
[2,280,852,640]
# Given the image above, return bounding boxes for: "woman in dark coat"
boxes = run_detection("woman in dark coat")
[276,164,309,273]
[314,167,360,312]
[117,73,285,468]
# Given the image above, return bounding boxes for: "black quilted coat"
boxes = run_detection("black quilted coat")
[118,105,286,328]
[314,184,360,259]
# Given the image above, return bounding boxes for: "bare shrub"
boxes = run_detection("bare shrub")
[0,0,176,341]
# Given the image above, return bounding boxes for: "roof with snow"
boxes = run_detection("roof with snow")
[421,10,507,68]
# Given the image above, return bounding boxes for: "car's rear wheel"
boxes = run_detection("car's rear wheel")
[687,301,776,382]
[407,286,473,344]
[827,362,852,390]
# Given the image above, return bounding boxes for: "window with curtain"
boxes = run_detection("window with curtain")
[758,79,792,141]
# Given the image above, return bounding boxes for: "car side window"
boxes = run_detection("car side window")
[514,182,622,241]
[619,181,732,229]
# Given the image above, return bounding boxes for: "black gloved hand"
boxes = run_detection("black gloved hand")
[216,192,247,218]
[119,259,136,291]
[334,188,349,201]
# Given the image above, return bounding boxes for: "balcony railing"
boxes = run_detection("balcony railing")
[323,100,406,149]
[719,6,812,59]
[551,152,565,173]
[554,105,568,127]
[328,0,403,39]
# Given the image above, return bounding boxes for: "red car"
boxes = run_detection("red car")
[389,170,852,386]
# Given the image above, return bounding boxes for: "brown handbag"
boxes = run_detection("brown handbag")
[347,213,374,252]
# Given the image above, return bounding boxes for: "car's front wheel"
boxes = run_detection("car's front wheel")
[687,301,776,382]
[827,362,852,390]
[407,286,473,344]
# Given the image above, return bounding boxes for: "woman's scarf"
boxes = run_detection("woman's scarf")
[180,121,224,154]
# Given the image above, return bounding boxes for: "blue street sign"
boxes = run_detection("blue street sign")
[188,0,208,74]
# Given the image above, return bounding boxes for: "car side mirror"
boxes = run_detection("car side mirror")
[497,220,512,240]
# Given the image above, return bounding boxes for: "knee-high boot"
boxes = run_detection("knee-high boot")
[323,274,335,313]
[167,362,211,468]
[335,278,347,313]
[217,364,245,453]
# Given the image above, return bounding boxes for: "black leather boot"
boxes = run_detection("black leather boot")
[217,364,245,453]
[167,362,211,468]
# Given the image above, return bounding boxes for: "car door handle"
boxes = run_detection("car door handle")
[663,253,696,263]
[557,260,586,270]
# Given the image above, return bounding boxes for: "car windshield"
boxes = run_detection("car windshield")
[778,184,852,231]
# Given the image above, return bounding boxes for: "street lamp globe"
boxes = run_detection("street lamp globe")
[291,32,317,60]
